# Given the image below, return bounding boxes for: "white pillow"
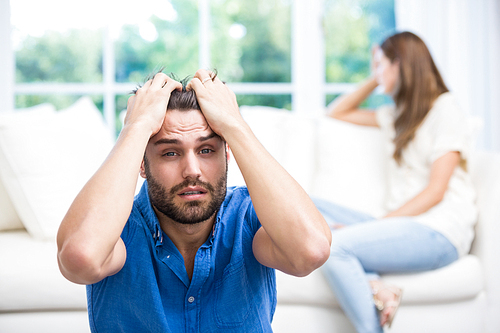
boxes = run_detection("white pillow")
[310,117,387,217]
[0,103,56,231]
[0,97,114,239]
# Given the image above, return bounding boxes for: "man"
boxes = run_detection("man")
[57,69,331,332]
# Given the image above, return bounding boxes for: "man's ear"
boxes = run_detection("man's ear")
[140,159,147,179]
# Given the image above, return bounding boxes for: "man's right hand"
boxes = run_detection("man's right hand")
[125,73,182,137]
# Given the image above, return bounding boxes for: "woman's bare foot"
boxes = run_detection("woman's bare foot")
[370,280,402,327]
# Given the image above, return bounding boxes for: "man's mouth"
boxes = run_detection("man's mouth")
[178,187,207,199]
[180,191,204,196]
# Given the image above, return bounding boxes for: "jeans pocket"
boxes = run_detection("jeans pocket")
[214,260,251,328]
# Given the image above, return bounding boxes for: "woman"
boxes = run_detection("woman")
[316,31,477,333]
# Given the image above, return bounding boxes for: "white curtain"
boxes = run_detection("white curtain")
[0,0,14,113]
[395,0,500,151]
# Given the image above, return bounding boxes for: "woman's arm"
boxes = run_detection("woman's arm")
[327,77,379,127]
[384,151,461,218]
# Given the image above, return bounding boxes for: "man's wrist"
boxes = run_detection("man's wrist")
[218,118,251,145]
[121,120,155,140]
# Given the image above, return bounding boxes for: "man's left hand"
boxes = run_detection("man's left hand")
[186,69,243,139]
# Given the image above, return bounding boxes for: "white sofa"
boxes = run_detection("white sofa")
[0,100,499,333]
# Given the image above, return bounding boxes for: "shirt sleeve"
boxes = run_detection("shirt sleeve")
[120,205,139,247]
[229,186,262,237]
[428,94,472,165]
[244,200,262,236]
[375,104,396,134]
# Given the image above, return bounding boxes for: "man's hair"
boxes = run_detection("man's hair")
[132,68,218,112]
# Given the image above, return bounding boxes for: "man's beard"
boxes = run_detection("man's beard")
[144,160,227,225]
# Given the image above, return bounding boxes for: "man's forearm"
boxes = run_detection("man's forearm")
[57,123,151,284]
[226,122,332,275]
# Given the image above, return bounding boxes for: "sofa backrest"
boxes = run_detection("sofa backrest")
[468,151,500,324]
[231,106,500,257]
[309,116,387,217]
[228,106,388,217]
[227,106,317,192]
[469,151,500,257]
[0,103,57,232]
[0,98,114,239]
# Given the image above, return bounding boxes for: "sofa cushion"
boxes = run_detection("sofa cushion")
[383,255,484,303]
[0,103,56,232]
[276,255,483,307]
[0,230,87,311]
[0,97,114,239]
[310,117,387,217]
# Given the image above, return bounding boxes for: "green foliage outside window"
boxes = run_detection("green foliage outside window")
[210,0,291,83]
[211,0,292,109]
[15,30,103,84]
[115,0,200,83]
[15,29,103,109]
[14,0,394,113]
[324,0,395,83]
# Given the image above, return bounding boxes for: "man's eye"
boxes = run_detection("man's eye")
[200,149,213,154]
[163,152,177,157]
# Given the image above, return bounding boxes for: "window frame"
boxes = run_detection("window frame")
[3,0,371,136]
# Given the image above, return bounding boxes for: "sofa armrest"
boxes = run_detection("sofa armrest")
[469,151,500,331]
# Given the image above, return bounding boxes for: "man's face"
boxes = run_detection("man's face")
[141,109,228,225]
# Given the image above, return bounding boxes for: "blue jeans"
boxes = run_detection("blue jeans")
[314,198,458,333]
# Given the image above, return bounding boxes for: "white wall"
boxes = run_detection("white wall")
[0,0,14,112]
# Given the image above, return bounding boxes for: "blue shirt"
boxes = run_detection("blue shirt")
[87,182,276,333]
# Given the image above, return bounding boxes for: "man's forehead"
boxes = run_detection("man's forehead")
[151,109,216,144]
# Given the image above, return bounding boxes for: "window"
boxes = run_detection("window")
[324,0,395,107]
[211,0,292,110]
[8,0,394,135]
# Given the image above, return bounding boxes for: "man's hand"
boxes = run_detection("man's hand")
[125,73,182,136]
[186,69,243,139]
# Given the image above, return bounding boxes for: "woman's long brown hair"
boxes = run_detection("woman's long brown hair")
[381,32,449,164]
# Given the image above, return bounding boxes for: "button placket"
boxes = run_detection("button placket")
[184,245,211,332]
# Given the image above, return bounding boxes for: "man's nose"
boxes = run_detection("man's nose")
[182,152,202,179]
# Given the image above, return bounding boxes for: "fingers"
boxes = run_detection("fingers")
[127,95,136,109]
[187,69,221,91]
[193,69,214,84]
[185,78,200,92]
[187,71,235,102]
[151,72,183,92]
[140,79,153,91]
[136,73,182,96]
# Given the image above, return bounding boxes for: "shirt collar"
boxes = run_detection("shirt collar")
[135,181,162,244]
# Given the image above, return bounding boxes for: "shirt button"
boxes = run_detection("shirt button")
[188,296,195,303]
